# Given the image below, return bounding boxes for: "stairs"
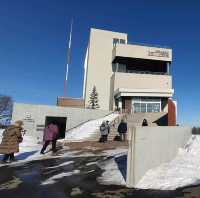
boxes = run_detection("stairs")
[67,112,168,142]
[84,114,126,141]
[127,112,168,126]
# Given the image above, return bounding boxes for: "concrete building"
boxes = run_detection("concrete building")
[83,28,175,121]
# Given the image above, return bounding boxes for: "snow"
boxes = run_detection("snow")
[97,154,126,186]
[41,170,80,185]
[0,129,3,142]
[45,161,74,169]
[65,112,119,141]
[136,135,200,190]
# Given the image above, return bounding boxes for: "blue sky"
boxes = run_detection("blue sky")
[0,0,200,125]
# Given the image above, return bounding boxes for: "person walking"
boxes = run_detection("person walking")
[99,121,109,143]
[117,119,127,141]
[105,120,110,141]
[40,121,59,154]
[0,120,24,163]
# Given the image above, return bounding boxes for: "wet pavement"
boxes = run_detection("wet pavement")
[1,152,200,198]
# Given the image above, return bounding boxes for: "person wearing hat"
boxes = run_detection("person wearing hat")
[0,120,24,163]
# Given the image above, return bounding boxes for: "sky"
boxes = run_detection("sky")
[0,0,200,125]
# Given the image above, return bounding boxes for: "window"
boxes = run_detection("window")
[113,38,126,47]
[120,39,126,44]
[132,97,161,113]
[134,103,140,113]
[113,38,119,46]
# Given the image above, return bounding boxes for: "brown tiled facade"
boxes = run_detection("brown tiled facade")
[57,97,84,108]
[168,98,176,126]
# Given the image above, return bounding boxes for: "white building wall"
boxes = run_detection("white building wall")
[12,103,110,141]
[83,28,127,110]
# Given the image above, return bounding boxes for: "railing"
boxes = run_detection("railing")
[116,70,168,75]
[127,41,171,49]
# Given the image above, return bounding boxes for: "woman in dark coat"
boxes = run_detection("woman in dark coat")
[142,119,148,126]
[0,120,23,163]
[117,119,127,141]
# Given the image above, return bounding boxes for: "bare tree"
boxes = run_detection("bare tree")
[0,95,13,123]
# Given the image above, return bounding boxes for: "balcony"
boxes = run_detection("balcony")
[111,72,174,98]
[112,43,172,63]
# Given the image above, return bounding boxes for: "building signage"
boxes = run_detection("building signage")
[148,50,169,58]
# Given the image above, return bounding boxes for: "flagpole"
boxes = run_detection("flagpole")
[64,18,73,97]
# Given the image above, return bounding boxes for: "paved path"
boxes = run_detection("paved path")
[0,153,197,198]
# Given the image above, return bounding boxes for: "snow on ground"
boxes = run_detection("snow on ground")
[65,112,119,141]
[0,129,3,142]
[45,161,74,169]
[97,153,126,186]
[41,170,80,185]
[136,135,200,190]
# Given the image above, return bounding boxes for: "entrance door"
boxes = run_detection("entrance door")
[45,116,67,139]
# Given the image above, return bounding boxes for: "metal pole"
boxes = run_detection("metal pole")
[64,19,73,96]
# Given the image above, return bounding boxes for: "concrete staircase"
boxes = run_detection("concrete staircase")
[127,112,168,126]
[76,112,168,142]
[84,114,126,141]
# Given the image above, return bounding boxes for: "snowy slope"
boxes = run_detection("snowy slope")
[65,113,119,141]
[136,135,200,190]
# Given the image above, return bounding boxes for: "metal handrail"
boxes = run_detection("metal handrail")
[116,70,169,75]
[127,41,171,49]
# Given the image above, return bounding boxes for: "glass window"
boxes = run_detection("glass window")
[141,103,146,113]
[113,38,119,46]
[120,39,126,44]
[134,103,140,113]
[147,103,160,112]
[132,97,161,113]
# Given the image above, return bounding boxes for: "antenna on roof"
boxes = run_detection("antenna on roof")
[64,18,73,97]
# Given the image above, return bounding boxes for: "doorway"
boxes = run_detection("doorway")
[45,116,67,139]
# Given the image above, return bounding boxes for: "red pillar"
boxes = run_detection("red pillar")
[168,99,176,126]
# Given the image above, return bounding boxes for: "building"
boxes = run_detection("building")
[83,28,176,124]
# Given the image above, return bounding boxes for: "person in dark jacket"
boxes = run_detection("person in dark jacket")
[117,119,127,141]
[142,119,148,126]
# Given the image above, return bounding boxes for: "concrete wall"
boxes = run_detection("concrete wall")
[113,72,172,92]
[113,44,172,62]
[12,103,110,140]
[126,126,192,187]
[83,28,127,110]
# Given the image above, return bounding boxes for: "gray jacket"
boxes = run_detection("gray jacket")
[100,124,109,136]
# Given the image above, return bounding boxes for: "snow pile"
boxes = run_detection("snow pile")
[136,135,200,190]
[65,113,119,141]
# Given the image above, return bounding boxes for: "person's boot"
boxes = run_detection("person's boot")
[2,155,9,164]
[1,160,9,164]
[10,157,17,162]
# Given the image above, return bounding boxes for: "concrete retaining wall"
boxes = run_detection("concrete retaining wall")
[12,103,111,140]
[126,126,192,187]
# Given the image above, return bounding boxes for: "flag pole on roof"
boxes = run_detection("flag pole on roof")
[64,18,73,97]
